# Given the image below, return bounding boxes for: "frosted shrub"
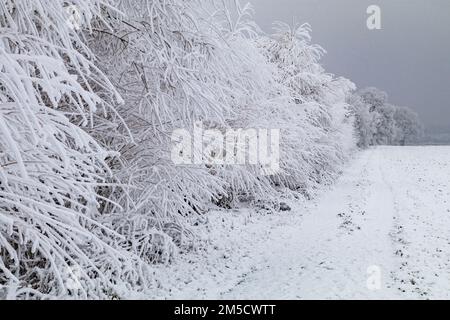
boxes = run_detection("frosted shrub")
[258,22,356,190]
[0,0,150,299]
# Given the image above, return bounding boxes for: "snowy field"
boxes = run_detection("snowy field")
[151,146,450,300]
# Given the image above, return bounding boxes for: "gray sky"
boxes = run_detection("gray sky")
[250,0,450,132]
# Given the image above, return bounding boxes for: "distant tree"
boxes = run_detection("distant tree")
[357,87,388,112]
[393,107,424,145]
[347,94,376,148]
[373,104,396,145]
[354,87,396,145]
[350,87,424,147]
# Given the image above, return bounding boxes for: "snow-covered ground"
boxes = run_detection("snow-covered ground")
[151,146,450,300]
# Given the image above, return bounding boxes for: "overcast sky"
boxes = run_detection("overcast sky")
[249,0,450,132]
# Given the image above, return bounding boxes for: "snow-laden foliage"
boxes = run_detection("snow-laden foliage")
[347,94,376,148]
[393,106,424,146]
[1,0,360,299]
[258,22,356,190]
[349,87,424,147]
[86,0,282,265]
[0,0,153,299]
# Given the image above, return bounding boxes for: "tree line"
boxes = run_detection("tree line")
[350,87,424,148]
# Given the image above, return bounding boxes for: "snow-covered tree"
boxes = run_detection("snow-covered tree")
[347,94,376,148]
[258,22,356,189]
[372,103,396,145]
[0,0,144,299]
[357,87,388,112]
[350,87,424,147]
[84,0,287,265]
[393,106,424,145]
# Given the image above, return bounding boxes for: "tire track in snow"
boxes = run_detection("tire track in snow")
[221,148,400,299]
[221,147,450,299]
